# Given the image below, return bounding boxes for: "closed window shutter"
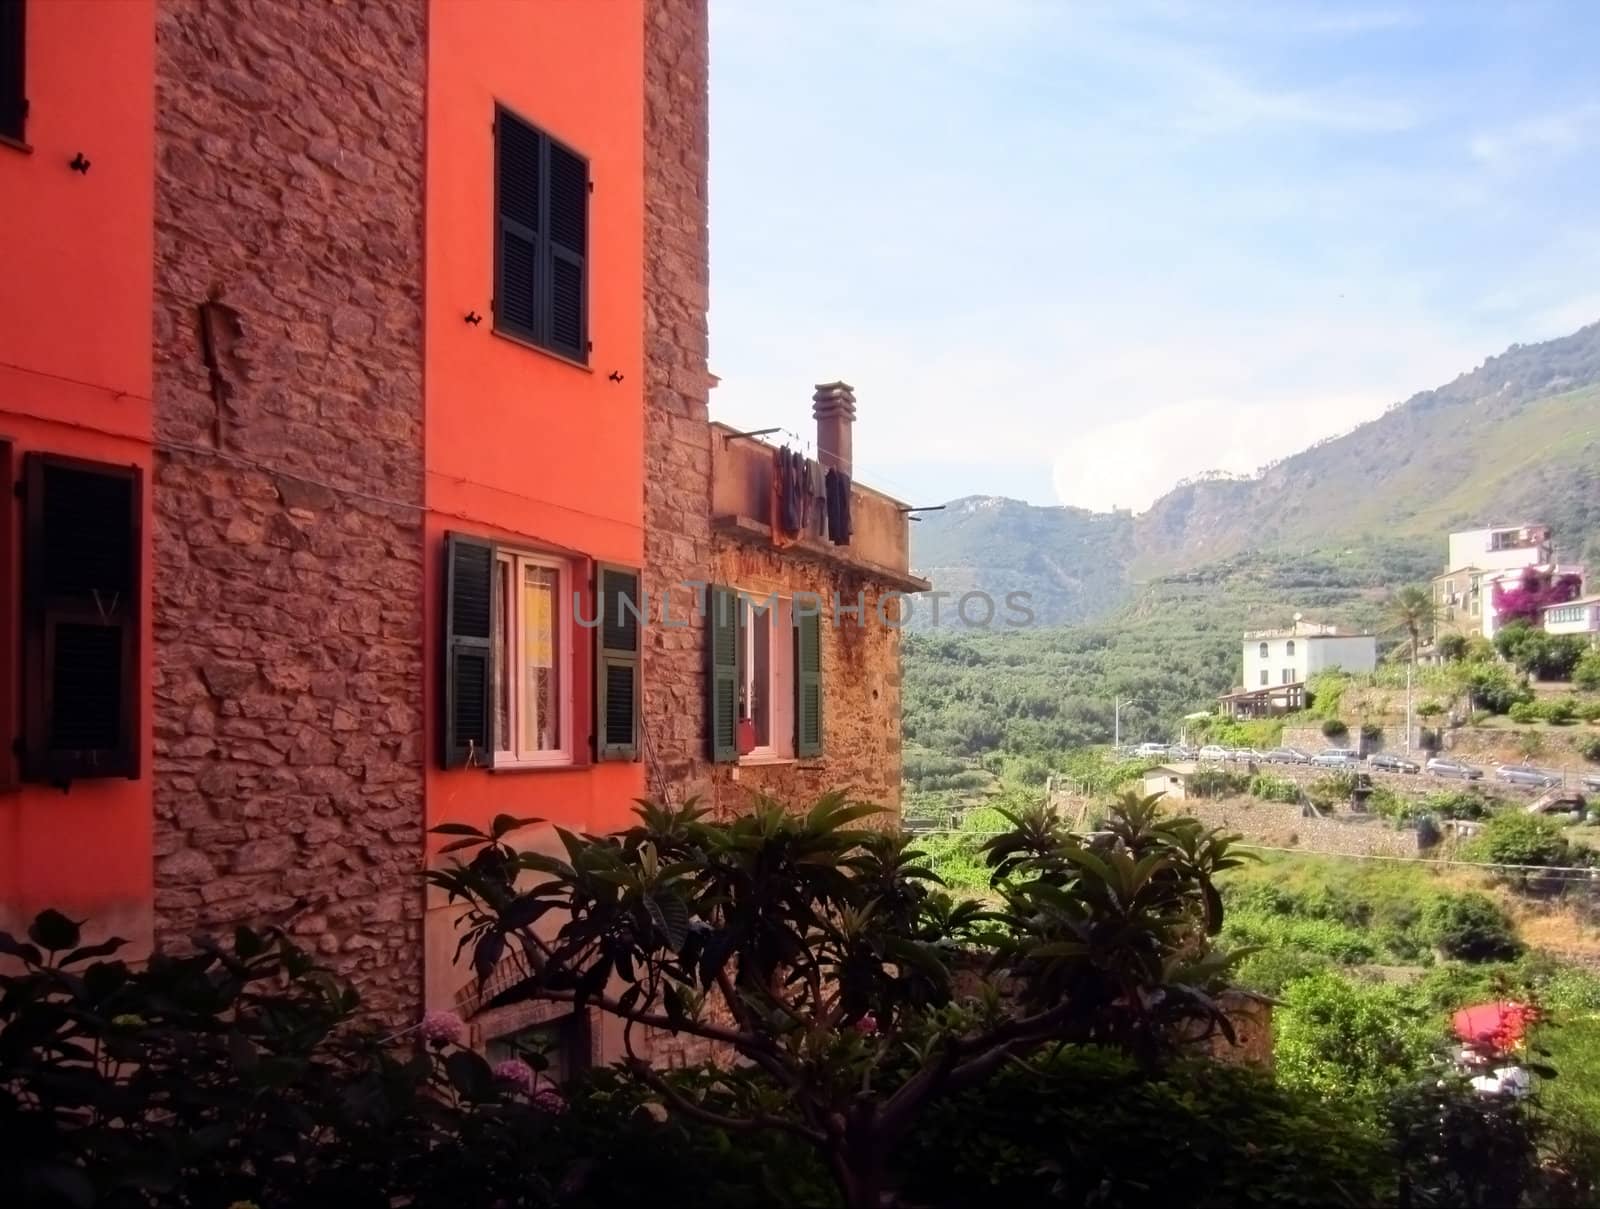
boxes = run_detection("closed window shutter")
[443,532,495,769]
[595,563,640,761]
[545,139,588,362]
[795,609,822,757]
[495,107,541,344]
[21,454,141,783]
[0,0,23,143]
[707,584,739,763]
[0,439,14,791]
[493,105,589,363]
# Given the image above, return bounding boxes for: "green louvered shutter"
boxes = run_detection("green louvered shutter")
[707,585,739,763]
[443,533,496,769]
[795,609,822,757]
[595,563,641,761]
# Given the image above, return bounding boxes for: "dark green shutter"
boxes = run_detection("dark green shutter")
[707,585,739,763]
[493,104,588,363]
[21,453,141,784]
[795,609,822,757]
[595,563,640,761]
[443,532,496,769]
[494,106,540,343]
[0,0,24,143]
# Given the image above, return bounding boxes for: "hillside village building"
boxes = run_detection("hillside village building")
[1219,619,1376,717]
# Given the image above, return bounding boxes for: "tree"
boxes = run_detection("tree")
[1385,586,1443,666]
[1576,649,1600,692]
[428,792,1250,1208]
[1437,633,1469,662]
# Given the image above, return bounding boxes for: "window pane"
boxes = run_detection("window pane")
[752,605,771,746]
[523,565,561,753]
[494,558,512,751]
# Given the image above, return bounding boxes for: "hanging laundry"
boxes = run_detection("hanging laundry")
[808,457,828,539]
[770,446,806,542]
[825,467,852,546]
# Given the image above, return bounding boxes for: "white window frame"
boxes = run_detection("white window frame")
[493,549,575,768]
[739,590,795,763]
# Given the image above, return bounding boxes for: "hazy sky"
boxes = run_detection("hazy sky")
[705,0,1600,513]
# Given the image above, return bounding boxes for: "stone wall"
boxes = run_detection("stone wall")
[643,0,715,805]
[1176,796,1421,857]
[151,0,427,1022]
[705,544,903,817]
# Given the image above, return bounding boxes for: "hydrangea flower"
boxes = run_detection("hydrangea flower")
[492,1057,536,1093]
[532,1086,568,1114]
[421,1009,466,1046]
[852,1013,879,1036]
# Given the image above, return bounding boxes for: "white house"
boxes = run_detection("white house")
[1542,595,1600,641]
[1241,619,1376,690]
[1447,524,1552,576]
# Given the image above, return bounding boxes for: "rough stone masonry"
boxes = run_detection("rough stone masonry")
[150,0,427,1022]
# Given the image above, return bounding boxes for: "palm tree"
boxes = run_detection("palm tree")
[1385,585,1444,665]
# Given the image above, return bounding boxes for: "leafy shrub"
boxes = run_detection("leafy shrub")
[1389,1075,1543,1209]
[1576,649,1600,692]
[1547,698,1579,725]
[1464,812,1576,869]
[1225,911,1379,965]
[1422,892,1522,961]
[1307,772,1357,807]
[1189,767,1251,797]
[1579,700,1600,724]
[898,1047,1393,1209]
[1464,665,1531,715]
[1321,718,1349,738]
[0,912,575,1209]
[1275,971,1441,1108]
[1361,722,1383,742]
[1234,946,1333,995]
[1422,789,1496,821]
[1249,774,1300,803]
[1578,733,1600,763]
[1509,701,1538,724]
[1418,699,1445,718]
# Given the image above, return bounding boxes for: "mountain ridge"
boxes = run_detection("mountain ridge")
[911,320,1600,628]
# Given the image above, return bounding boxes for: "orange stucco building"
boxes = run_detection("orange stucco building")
[1,1,652,1045]
[0,0,156,946]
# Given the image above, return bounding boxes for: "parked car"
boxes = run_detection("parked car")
[1584,773,1600,793]
[1229,748,1265,763]
[1168,744,1197,761]
[1495,763,1560,788]
[1427,757,1484,781]
[1198,745,1229,763]
[1311,748,1362,768]
[1264,747,1311,765]
[1368,753,1421,774]
[1134,742,1168,758]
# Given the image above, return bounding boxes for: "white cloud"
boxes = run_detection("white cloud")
[1469,104,1600,167]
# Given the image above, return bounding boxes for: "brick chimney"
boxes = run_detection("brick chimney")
[812,381,856,475]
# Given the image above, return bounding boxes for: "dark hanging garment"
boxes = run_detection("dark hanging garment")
[808,457,827,538]
[825,468,852,546]
[777,446,805,536]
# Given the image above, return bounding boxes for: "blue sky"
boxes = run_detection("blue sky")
[705,0,1600,512]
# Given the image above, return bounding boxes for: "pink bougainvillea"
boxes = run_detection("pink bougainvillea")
[1491,569,1582,626]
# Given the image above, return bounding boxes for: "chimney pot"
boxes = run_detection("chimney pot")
[812,381,856,475]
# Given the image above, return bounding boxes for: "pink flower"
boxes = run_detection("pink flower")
[492,1058,536,1094]
[852,1013,879,1036]
[421,1010,466,1046]
[533,1087,568,1115]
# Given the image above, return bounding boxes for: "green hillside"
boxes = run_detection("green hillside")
[904,320,1600,755]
